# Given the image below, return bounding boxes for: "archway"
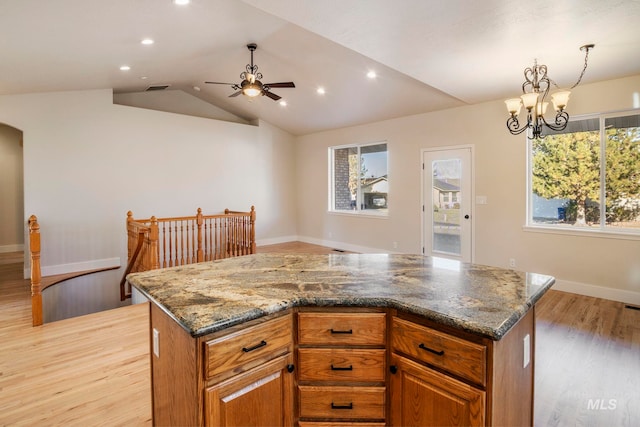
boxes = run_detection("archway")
[0,123,25,265]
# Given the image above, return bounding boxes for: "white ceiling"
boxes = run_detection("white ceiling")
[1,0,639,135]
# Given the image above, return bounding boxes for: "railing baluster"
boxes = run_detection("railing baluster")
[126,207,255,274]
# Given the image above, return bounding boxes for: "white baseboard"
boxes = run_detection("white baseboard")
[256,235,300,247]
[0,244,24,253]
[553,279,640,306]
[24,257,121,279]
[297,235,396,254]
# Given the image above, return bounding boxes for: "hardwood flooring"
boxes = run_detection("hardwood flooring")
[1,244,638,426]
[0,252,152,426]
[535,289,640,426]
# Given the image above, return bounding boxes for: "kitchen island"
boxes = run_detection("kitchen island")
[128,253,555,426]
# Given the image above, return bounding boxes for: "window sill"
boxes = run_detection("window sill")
[328,210,389,220]
[523,224,640,241]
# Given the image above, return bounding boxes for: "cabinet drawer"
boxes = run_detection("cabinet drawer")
[204,314,292,380]
[299,423,386,427]
[298,348,385,382]
[299,385,385,420]
[391,317,486,386]
[298,312,386,346]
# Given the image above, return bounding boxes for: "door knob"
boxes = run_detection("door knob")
[464,214,470,219]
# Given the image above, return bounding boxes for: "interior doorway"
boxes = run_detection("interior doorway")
[0,123,25,266]
[422,146,473,262]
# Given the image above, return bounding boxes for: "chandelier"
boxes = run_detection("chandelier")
[505,44,594,139]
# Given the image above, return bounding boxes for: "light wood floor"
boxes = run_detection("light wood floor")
[1,243,638,426]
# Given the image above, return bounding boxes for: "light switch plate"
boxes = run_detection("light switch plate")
[476,196,488,205]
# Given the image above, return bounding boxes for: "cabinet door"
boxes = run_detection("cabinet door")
[205,353,294,427]
[389,354,485,427]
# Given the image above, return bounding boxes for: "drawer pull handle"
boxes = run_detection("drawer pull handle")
[330,328,353,334]
[331,402,353,410]
[330,364,353,371]
[242,340,267,353]
[419,343,444,356]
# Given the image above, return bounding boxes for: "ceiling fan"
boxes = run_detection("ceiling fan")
[205,43,295,101]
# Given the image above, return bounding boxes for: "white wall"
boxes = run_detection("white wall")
[113,89,249,125]
[295,75,640,304]
[0,89,297,321]
[0,124,23,252]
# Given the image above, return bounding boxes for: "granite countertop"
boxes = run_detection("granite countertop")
[127,253,555,340]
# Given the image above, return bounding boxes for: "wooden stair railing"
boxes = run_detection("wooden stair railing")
[28,215,119,327]
[120,206,256,300]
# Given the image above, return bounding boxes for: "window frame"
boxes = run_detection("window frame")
[524,108,640,240]
[328,141,389,218]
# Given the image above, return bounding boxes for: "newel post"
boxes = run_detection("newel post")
[196,208,204,263]
[28,215,43,327]
[149,216,160,270]
[126,211,134,265]
[250,206,256,254]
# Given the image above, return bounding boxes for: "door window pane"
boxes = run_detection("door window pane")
[432,159,461,255]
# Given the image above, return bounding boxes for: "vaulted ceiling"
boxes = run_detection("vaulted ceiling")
[1,0,639,135]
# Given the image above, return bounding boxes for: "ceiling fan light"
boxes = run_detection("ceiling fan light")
[243,82,262,97]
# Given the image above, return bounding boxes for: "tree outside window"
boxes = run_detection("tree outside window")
[529,112,640,232]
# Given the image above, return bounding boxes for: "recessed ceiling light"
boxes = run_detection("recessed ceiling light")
[367,70,377,79]
[173,0,190,5]
[141,38,154,45]
[317,87,325,95]
[120,65,131,71]
[193,86,201,92]
[279,100,287,107]
[140,76,148,80]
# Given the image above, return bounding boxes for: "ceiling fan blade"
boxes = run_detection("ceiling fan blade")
[265,82,295,88]
[205,81,236,85]
[264,90,281,101]
[229,91,242,97]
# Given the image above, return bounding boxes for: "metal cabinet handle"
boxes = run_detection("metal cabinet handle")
[242,340,267,353]
[419,343,444,356]
[331,402,353,410]
[330,364,353,371]
[330,328,353,334]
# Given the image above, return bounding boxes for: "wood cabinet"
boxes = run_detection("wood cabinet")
[297,311,387,425]
[205,353,294,426]
[389,310,535,426]
[389,353,485,426]
[149,303,535,426]
[149,303,294,426]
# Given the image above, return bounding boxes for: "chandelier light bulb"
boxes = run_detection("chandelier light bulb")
[505,98,523,116]
[520,92,539,110]
[551,90,571,111]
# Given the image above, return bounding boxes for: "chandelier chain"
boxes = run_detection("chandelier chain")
[569,45,592,89]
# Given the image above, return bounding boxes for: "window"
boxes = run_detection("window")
[528,111,640,234]
[330,142,388,215]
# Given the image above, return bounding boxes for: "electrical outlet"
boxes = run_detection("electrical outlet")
[328,232,333,239]
[509,258,516,268]
[153,328,160,358]
[393,241,398,249]
[523,334,530,368]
